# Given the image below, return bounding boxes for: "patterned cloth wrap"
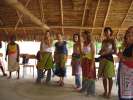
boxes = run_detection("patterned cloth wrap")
[36,52,53,70]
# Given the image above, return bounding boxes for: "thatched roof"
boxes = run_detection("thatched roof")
[0,0,133,41]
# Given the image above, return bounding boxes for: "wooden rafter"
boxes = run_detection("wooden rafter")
[0,19,8,35]
[101,0,112,37]
[117,0,133,37]
[0,26,128,30]
[39,0,45,23]
[14,0,31,31]
[16,11,23,24]
[80,0,88,33]
[91,0,100,33]
[60,0,64,34]
[16,10,26,34]
[5,0,50,31]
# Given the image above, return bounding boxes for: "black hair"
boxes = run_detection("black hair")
[82,30,91,44]
[104,27,113,36]
[10,35,16,41]
[73,33,80,42]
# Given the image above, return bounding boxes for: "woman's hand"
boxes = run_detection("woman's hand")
[117,52,125,61]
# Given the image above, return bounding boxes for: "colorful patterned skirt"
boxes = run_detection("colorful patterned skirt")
[36,52,53,70]
[54,54,67,77]
[98,59,115,78]
[71,54,81,75]
[81,58,96,79]
[118,61,133,100]
[8,53,19,72]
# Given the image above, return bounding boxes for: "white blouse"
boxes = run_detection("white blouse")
[40,42,52,52]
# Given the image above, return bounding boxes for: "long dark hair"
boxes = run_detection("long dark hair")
[73,33,80,42]
[124,26,133,47]
[82,30,91,45]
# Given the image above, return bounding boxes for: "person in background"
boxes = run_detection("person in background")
[5,35,20,79]
[36,31,53,84]
[0,41,7,76]
[117,26,133,100]
[97,27,117,98]
[79,31,96,96]
[71,33,81,89]
[54,33,68,86]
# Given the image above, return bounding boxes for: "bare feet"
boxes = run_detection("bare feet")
[3,73,7,76]
[7,76,11,79]
[17,76,19,80]
[99,92,107,97]
[106,93,111,99]
[59,81,64,87]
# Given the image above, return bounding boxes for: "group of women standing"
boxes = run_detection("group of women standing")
[71,26,133,100]
[36,31,68,86]
[71,27,116,98]
[0,26,132,100]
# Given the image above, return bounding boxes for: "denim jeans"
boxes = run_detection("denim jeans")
[80,78,88,92]
[75,74,81,87]
[46,69,51,83]
[37,69,51,83]
[86,80,95,95]
[36,69,43,83]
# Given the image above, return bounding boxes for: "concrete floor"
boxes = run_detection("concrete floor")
[0,75,118,100]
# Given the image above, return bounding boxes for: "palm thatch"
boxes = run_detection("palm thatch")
[0,0,133,41]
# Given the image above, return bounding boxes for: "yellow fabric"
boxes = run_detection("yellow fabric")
[83,52,93,60]
[8,44,17,54]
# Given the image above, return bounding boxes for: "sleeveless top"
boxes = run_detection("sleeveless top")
[8,43,18,55]
[40,42,52,53]
[83,44,93,60]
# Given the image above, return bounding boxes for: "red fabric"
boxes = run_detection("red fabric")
[81,58,96,79]
[123,60,133,69]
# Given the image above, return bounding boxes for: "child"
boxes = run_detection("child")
[79,31,96,96]
[71,33,81,89]
[54,33,68,86]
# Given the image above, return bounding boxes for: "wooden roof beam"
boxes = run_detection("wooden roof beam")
[0,26,128,30]
[91,0,100,33]
[15,10,26,34]
[16,10,23,24]
[101,0,112,37]
[5,0,50,31]
[39,0,45,23]
[60,0,64,34]
[14,0,31,31]
[0,19,9,35]
[117,0,133,37]
[80,0,88,33]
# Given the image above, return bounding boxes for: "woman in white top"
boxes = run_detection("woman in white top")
[36,31,53,84]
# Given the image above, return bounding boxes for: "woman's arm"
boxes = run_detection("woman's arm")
[112,39,117,54]
[17,44,20,62]
[92,42,95,66]
[5,44,9,61]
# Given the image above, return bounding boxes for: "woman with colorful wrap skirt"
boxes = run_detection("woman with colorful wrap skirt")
[117,26,133,100]
[54,33,68,86]
[97,27,117,98]
[71,33,81,89]
[5,35,20,79]
[36,31,53,84]
[79,31,96,96]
